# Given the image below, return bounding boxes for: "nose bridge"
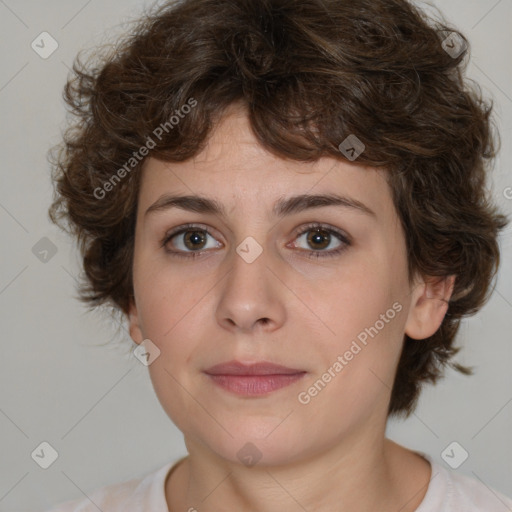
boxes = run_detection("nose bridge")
[227,203,273,276]
[226,232,271,299]
[215,229,285,331]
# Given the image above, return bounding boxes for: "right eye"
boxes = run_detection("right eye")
[161,224,223,259]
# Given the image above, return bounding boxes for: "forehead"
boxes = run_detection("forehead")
[138,106,394,222]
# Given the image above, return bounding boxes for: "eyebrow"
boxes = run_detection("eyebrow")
[144,193,376,219]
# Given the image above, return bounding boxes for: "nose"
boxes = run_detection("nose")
[215,242,286,334]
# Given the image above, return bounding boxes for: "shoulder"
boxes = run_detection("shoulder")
[416,453,512,512]
[44,477,137,512]
[446,468,512,511]
[43,460,177,512]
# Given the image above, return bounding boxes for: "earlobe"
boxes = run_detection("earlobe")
[404,274,456,340]
[128,297,144,345]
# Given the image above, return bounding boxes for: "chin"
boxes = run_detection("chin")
[194,421,311,468]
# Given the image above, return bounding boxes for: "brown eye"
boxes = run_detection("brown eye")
[305,228,331,250]
[181,229,208,250]
[292,223,351,259]
[161,224,222,258]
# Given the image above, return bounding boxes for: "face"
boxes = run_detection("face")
[128,104,449,466]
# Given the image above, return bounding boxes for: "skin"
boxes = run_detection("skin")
[128,102,455,512]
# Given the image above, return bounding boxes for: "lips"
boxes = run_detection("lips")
[204,360,305,376]
[204,360,306,396]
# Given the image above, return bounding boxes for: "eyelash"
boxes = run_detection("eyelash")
[160,222,351,260]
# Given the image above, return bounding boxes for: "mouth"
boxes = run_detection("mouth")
[203,360,307,396]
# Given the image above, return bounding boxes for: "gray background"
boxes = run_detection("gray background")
[0,0,511,510]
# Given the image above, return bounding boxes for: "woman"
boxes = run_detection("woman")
[46,0,512,510]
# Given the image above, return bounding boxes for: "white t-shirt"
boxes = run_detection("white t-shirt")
[45,453,512,511]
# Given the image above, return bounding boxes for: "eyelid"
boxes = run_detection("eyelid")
[291,222,352,245]
[160,223,224,248]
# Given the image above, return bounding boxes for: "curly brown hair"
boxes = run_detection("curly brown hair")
[48,0,509,417]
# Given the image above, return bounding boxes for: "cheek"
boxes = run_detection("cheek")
[138,281,213,431]
[133,255,219,370]
[306,252,402,342]
[302,250,408,392]
[296,287,406,433]
[133,250,208,342]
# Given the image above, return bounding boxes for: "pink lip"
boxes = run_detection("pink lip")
[205,360,304,375]
[204,360,306,396]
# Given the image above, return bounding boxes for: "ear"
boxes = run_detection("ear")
[404,274,456,340]
[128,296,144,345]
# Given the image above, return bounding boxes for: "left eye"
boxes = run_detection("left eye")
[294,224,350,258]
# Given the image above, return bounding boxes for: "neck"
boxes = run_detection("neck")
[166,426,431,512]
